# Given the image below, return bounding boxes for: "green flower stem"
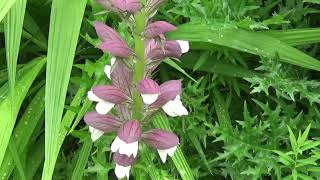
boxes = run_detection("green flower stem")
[132,10,146,120]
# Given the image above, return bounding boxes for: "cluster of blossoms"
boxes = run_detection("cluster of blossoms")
[83,0,189,179]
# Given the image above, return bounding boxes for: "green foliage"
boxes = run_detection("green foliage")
[1,0,320,179]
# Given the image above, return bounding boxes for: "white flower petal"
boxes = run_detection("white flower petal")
[157,149,168,163]
[115,164,131,179]
[110,56,116,66]
[177,40,190,53]
[111,137,123,153]
[162,96,188,117]
[141,93,159,105]
[87,91,102,102]
[162,101,178,117]
[104,65,112,79]
[167,146,178,157]
[95,101,114,115]
[89,126,104,142]
[119,141,139,157]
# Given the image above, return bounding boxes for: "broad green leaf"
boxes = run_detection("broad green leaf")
[0,87,45,178]
[0,0,16,22]
[153,113,195,180]
[265,28,320,46]
[0,57,45,167]
[42,0,86,179]
[71,140,93,180]
[181,52,260,78]
[167,22,320,71]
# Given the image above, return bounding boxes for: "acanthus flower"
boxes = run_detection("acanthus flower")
[88,85,129,114]
[143,129,179,162]
[84,0,191,179]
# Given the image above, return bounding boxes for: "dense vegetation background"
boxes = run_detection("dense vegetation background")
[1,0,320,179]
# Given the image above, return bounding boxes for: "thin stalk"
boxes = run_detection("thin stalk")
[132,10,146,120]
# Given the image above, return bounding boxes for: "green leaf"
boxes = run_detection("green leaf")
[0,0,16,22]
[265,28,320,46]
[303,0,320,4]
[287,126,298,153]
[71,140,93,180]
[8,140,26,180]
[26,136,45,180]
[300,141,320,152]
[0,57,45,166]
[292,169,298,180]
[4,0,27,92]
[152,113,195,180]
[167,22,320,71]
[42,0,87,179]
[298,124,311,146]
[0,87,45,178]
[163,59,197,82]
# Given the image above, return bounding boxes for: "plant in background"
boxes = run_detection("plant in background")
[83,0,190,178]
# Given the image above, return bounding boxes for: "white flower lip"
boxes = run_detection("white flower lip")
[89,126,104,142]
[115,164,131,179]
[104,65,112,79]
[162,95,188,117]
[176,40,190,54]
[157,145,178,163]
[111,137,139,157]
[87,90,115,115]
[141,93,159,105]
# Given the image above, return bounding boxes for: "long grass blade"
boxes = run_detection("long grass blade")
[152,113,195,180]
[42,0,87,178]
[0,87,45,179]
[167,22,320,71]
[0,0,16,22]
[70,140,93,180]
[8,140,26,180]
[4,0,27,91]
[0,57,45,167]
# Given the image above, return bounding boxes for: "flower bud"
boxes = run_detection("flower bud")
[144,21,176,38]
[94,21,133,57]
[112,0,141,13]
[146,0,164,16]
[111,61,133,96]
